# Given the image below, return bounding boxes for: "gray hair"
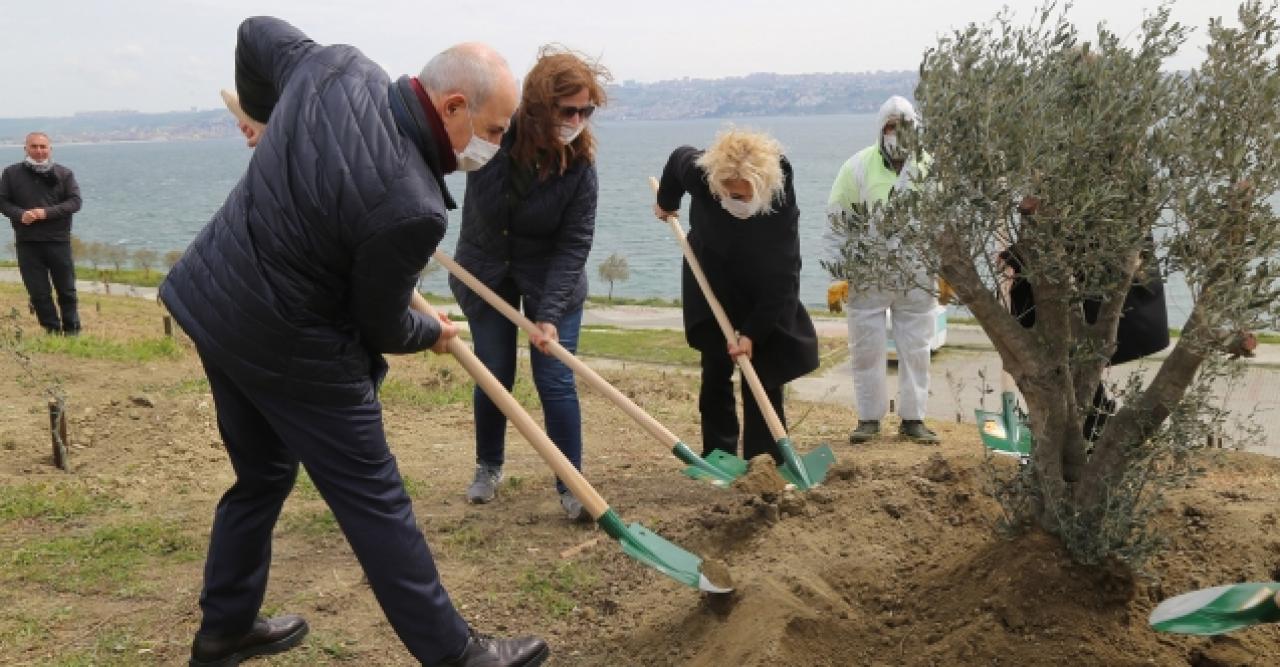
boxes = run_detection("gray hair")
[25,132,50,144]
[419,43,511,108]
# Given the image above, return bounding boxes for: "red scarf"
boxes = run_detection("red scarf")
[410,77,458,174]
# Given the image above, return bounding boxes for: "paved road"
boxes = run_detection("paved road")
[584,304,1280,456]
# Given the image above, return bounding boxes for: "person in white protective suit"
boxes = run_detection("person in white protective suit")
[827,95,939,444]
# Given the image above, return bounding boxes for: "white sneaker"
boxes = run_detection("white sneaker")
[559,490,590,523]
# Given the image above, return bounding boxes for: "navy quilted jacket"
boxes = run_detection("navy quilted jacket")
[448,123,597,324]
[160,17,455,404]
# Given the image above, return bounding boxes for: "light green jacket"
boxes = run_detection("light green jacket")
[827,145,930,209]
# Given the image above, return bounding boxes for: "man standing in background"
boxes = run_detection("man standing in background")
[828,96,939,445]
[0,132,82,335]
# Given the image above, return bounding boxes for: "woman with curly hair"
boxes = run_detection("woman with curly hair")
[653,128,819,464]
[450,46,608,520]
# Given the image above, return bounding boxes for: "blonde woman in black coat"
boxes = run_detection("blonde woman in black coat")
[654,128,819,464]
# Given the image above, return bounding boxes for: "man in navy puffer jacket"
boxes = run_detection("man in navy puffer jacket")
[160,17,548,667]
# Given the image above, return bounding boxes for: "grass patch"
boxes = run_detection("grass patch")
[586,295,681,308]
[74,267,165,288]
[0,611,50,650]
[51,629,151,667]
[0,482,116,522]
[293,470,427,502]
[265,631,359,664]
[24,334,181,362]
[7,519,199,595]
[163,376,210,396]
[293,470,321,501]
[577,325,847,371]
[280,509,341,541]
[380,376,472,408]
[402,474,430,498]
[517,562,596,618]
[443,525,488,553]
[577,326,699,366]
[381,356,539,409]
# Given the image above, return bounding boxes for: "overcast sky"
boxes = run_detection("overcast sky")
[0,0,1241,118]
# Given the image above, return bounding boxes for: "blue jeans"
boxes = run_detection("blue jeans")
[469,289,583,494]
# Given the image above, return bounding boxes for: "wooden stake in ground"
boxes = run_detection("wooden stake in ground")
[163,315,173,337]
[48,398,68,471]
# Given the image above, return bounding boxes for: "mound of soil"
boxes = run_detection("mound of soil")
[571,427,1280,666]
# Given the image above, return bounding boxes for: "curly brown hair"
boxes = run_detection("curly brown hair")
[510,45,611,179]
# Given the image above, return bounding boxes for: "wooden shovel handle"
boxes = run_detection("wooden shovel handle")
[432,251,680,448]
[410,292,608,516]
[219,89,266,133]
[649,176,787,441]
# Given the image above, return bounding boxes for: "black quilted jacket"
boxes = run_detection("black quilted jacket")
[160,17,455,404]
[449,122,597,325]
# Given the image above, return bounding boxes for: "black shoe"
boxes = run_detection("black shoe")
[436,628,549,667]
[900,420,940,444]
[848,420,881,444]
[190,615,309,666]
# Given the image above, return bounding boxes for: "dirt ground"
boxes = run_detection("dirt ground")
[2,284,1280,666]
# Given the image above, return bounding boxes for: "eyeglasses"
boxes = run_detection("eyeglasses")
[556,103,596,121]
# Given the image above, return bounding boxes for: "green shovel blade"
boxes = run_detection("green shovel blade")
[776,439,836,490]
[976,391,1032,458]
[673,443,747,487]
[1150,583,1280,635]
[596,509,732,593]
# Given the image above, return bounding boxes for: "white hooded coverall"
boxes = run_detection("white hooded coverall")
[827,96,936,422]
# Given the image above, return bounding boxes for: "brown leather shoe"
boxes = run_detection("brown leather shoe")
[190,615,309,666]
[435,627,549,667]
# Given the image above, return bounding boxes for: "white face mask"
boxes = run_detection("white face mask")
[454,108,500,172]
[558,123,585,145]
[24,155,53,173]
[720,196,757,220]
[882,131,908,162]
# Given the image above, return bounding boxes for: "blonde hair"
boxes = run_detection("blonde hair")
[696,127,785,213]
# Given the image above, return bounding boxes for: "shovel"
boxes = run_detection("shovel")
[1149,583,1280,635]
[410,292,732,593]
[432,251,746,486]
[974,370,1033,459]
[648,176,835,490]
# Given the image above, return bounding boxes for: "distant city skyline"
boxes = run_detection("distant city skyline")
[0,0,1241,119]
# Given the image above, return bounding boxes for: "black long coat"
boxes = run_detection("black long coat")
[1005,242,1170,365]
[656,146,819,386]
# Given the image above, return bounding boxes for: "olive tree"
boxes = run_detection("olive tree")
[597,252,630,303]
[163,249,185,273]
[102,244,129,275]
[133,248,158,278]
[825,1,1280,565]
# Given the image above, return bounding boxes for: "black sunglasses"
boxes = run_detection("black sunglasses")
[556,103,596,121]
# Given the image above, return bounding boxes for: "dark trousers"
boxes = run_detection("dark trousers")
[699,349,786,464]
[197,354,469,664]
[1084,383,1115,442]
[16,241,79,333]
[468,283,583,494]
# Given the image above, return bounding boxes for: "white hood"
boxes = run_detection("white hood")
[875,95,917,140]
